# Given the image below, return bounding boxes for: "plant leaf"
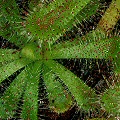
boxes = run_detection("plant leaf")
[0,49,20,62]
[44,60,97,111]
[21,61,42,120]
[101,81,120,116]
[43,64,73,114]
[0,69,27,119]
[73,0,100,26]
[45,36,117,59]
[0,58,32,83]
[109,37,120,74]
[0,0,20,20]
[98,0,120,34]
[25,0,91,45]
[0,0,29,47]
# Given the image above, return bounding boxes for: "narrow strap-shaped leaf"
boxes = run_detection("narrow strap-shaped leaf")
[0,0,20,21]
[48,0,100,46]
[43,64,73,114]
[25,0,91,45]
[21,61,42,120]
[45,36,118,59]
[0,15,29,47]
[101,81,120,116]
[0,69,27,119]
[0,49,20,62]
[44,60,97,111]
[0,0,29,47]
[98,0,120,34]
[111,38,120,74]
[0,61,9,67]
[0,58,32,83]
[73,0,100,26]
[51,28,106,49]
[47,28,106,57]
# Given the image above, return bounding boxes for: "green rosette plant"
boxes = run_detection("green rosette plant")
[0,0,120,119]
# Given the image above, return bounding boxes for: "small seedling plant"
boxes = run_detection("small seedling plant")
[0,0,120,119]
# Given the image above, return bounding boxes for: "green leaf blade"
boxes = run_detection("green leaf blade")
[43,64,73,114]
[0,16,29,47]
[44,60,97,111]
[45,30,119,59]
[0,58,32,83]
[101,82,120,116]
[25,0,91,45]
[21,61,42,120]
[0,0,28,47]
[0,69,27,119]
[72,0,100,26]
[45,38,112,59]
[0,49,20,62]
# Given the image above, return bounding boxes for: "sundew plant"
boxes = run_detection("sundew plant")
[0,0,120,119]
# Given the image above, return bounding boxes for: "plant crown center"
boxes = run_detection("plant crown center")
[20,42,49,60]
